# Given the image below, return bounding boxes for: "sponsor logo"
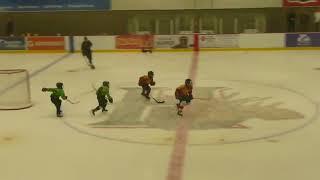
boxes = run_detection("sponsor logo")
[0,39,24,48]
[28,41,64,47]
[116,35,153,49]
[297,34,312,46]
[27,37,65,50]
[287,0,317,3]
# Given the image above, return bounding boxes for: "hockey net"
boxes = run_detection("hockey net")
[0,69,32,110]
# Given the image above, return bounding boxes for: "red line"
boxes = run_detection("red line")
[166,36,200,180]
[166,120,189,180]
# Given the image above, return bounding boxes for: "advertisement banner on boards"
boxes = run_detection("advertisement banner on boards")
[116,35,154,49]
[199,34,239,48]
[27,36,65,50]
[74,36,115,51]
[0,37,25,50]
[0,0,110,11]
[283,0,320,6]
[286,33,320,47]
[154,35,194,49]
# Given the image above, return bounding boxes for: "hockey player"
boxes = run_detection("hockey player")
[81,36,95,69]
[42,82,68,117]
[91,81,113,116]
[138,71,156,99]
[175,79,193,116]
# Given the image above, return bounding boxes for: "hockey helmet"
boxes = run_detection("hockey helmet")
[148,71,154,77]
[185,79,192,86]
[56,82,63,89]
[103,81,109,87]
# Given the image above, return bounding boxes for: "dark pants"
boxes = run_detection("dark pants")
[141,85,151,96]
[51,95,62,115]
[180,96,192,103]
[176,96,192,108]
[93,95,107,111]
[82,50,92,64]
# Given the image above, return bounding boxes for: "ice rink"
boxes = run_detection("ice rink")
[1,50,320,180]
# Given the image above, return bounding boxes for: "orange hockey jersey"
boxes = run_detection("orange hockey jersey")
[175,84,193,99]
[138,75,154,86]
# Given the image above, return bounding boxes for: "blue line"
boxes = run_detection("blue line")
[29,53,71,78]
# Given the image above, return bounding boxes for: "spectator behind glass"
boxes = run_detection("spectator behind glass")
[6,17,14,36]
[287,13,296,32]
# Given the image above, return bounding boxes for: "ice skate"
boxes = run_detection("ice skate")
[57,111,63,117]
[91,109,96,116]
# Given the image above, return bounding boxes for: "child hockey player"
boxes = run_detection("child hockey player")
[42,82,68,117]
[138,71,156,99]
[91,81,113,116]
[81,36,95,69]
[175,79,193,116]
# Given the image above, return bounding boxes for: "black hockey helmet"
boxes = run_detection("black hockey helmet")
[185,79,192,85]
[148,71,154,77]
[56,82,63,89]
[103,81,109,87]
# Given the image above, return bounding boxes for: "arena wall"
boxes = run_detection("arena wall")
[112,0,282,10]
[1,33,319,53]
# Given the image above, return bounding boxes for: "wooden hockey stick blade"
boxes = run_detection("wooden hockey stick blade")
[194,97,210,100]
[90,125,151,129]
[152,97,165,103]
[66,99,80,104]
[67,67,88,72]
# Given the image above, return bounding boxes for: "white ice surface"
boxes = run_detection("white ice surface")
[0,51,320,180]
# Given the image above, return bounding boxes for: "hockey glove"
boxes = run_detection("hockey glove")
[41,88,47,92]
[150,81,156,86]
[186,95,193,103]
[189,94,193,100]
[108,97,113,103]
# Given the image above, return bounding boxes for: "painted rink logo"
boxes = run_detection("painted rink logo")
[62,80,318,145]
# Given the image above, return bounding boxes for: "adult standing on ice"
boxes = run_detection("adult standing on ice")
[81,36,95,69]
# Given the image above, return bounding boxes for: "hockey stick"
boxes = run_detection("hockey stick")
[194,97,210,100]
[151,96,165,103]
[66,99,80,104]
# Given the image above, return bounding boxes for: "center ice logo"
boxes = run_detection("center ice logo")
[62,81,317,145]
[89,87,304,130]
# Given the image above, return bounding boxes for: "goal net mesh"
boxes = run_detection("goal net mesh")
[0,69,32,110]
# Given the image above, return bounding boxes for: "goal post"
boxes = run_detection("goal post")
[0,69,32,110]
